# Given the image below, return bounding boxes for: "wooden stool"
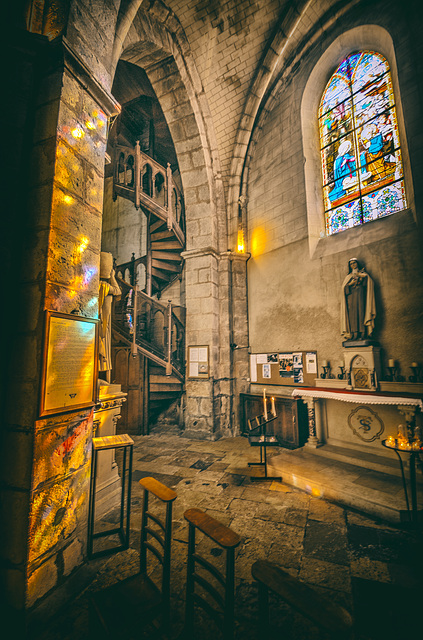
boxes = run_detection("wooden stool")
[87,433,134,559]
[90,477,177,638]
[184,508,241,640]
[251,559,353,639]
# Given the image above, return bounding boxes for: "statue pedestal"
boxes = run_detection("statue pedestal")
[93,382,127,518]
[343,345,381,392]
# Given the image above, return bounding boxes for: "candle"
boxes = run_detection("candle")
[263,397,268,421]
[411,362,418,368]
[322,360,328,367]
[271,397,276,416]
[388,359,395,368]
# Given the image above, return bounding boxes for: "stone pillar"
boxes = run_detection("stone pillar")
[1,34,119,621]
[182,247,222,439]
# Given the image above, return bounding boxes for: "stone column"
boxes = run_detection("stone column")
[182,247,223,439]
[1,35,120,618]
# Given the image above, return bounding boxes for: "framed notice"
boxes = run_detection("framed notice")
[39,311,99,417]
[187,345,209,379]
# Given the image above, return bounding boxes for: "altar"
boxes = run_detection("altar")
[265,383,423,523]
[291,384,423,454]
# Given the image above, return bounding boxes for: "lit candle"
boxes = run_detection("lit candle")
[388,359,395,368]
[263,397,268,421]
[271,397,276,416]
[411,362,418,368]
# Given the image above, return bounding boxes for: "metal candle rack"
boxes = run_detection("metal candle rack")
[247,413,282,482]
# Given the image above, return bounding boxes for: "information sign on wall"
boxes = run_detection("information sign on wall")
[187,345,209,379]
[39,311,99,416]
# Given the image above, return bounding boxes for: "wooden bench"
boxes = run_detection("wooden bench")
[184,508,241,640]
[252,559,353,638]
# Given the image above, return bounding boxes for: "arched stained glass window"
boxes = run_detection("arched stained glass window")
[319,51,406,235]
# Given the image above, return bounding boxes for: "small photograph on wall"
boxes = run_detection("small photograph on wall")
[267,353,278,362]
[293,352,304,383]
[262,363,271,378]
[279,353,294,378]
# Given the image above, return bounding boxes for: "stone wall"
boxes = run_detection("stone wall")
[246,0,423,377]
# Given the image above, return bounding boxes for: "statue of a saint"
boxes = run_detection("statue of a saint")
[341,258,376,341]
[99,252,121,379]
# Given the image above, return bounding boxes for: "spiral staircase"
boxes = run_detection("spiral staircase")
[110,140,186,434]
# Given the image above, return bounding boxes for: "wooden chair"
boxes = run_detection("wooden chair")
[184,508,241,640]
[90,477,177,638]
[251,559,353,639]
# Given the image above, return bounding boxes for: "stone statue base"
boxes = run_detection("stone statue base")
[343,346,381,392]
[342,339,378,348]
[93,381,127,518]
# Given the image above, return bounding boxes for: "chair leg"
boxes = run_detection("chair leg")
[257,582,270,634]
[184,522,195,637]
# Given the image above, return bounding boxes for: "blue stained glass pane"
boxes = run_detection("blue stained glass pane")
[361,181,406,222]
[326,200,362,234]
[338,52,361,79]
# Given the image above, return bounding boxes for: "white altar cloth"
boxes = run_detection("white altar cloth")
[292,387,423,410]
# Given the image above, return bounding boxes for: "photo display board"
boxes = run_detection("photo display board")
[39,311,99,416]
[250,351,318,387]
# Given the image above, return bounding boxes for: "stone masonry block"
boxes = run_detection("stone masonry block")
[26,555,58,608]
[181,167,210,189]
[51,187,102,247]
[63,538,84,576]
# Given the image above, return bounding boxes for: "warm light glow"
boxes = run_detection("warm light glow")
[71,127,85,139]
[63,195,74,205]
[78,237,89,253]
[250,227,267,257]
[85,120,96,130]
[237,228,245,253]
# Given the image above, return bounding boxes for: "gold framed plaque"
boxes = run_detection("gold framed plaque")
[39,311,99,417]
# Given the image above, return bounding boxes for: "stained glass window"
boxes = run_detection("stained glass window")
[319,51,406,235]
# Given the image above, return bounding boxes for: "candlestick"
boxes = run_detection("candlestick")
[271,397,276,416]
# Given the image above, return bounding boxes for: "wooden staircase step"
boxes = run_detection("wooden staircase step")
[151,230,175,241]
[152,259,181,273]
[150,219,167,233]
[151,251,182,262]
[151,267,172,281]
[151,241,181,250]
[150,393,181,403]
[150,375,182,384]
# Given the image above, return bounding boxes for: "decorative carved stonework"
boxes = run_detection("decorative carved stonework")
[348,406,384,442]
[343,346,380,392]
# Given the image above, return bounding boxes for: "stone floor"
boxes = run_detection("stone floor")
[33,434,422,640]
